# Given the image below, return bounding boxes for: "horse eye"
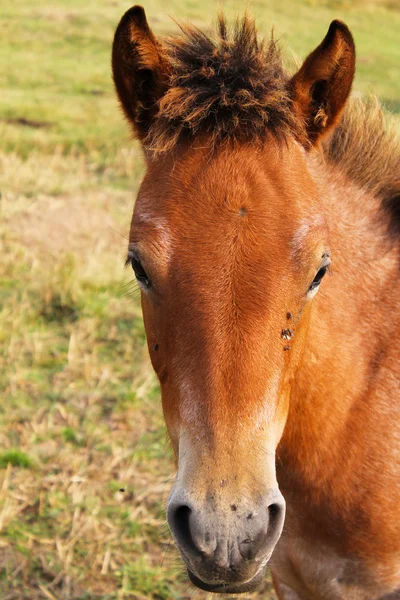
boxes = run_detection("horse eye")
[308,265,328,294]
[126,251,151,289]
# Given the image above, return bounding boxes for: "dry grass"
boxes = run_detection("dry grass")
[0,149,178,599]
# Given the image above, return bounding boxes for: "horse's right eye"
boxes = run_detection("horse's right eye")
[308,266,328,293]
[126,251,151,289]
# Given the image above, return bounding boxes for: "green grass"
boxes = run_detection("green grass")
[0,451,33,469]
[0,0,399,598]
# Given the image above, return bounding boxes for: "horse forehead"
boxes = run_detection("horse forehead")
[134,142,320,258]
[178,146,292,204]
[166,161,297,232]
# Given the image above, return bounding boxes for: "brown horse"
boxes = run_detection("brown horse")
[112,7,400,599]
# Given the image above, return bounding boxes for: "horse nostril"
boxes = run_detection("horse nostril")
[268,502,281,525]
[169,503,211,559]
[265,499,285,548]
[239,498,285,561]
[169,502,216,559]
[171,505,193,550]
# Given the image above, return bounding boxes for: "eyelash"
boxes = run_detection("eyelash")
[126,251,151,289]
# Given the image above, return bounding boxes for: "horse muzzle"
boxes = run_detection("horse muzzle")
[167,487,286,592]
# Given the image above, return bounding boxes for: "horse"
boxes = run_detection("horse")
[112,6,400,599]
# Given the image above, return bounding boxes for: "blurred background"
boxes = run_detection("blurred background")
[0,0,399,598]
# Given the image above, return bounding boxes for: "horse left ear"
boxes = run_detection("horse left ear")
[112,6,170,142]
[290,20,355,146]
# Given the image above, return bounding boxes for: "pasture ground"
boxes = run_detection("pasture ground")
[0,0,399,598]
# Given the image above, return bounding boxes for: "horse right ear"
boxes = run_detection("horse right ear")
[112,6,170,142]
[290,20,355,147]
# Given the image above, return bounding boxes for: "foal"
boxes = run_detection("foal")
[112,7,400,599]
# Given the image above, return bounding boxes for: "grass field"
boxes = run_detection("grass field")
[0,0,399,598]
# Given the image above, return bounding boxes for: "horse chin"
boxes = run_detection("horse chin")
[187,567,266,594]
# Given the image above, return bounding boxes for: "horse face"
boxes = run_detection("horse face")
[113,6,354,592]
[128,140,329,592]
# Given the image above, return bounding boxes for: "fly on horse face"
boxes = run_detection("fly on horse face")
[112,6,400,599]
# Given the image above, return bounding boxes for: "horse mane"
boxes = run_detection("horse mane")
[147,15,302,151]
[324,98,400,237]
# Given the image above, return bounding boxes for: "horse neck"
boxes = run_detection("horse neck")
[278,151,399,500]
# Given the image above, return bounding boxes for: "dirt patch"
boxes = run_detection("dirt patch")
[2,117,52,129]
[87,89,105,96]
[7,194,126,257]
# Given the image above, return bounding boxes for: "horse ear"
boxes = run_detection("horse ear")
[112,5,170,142]
[290,20,355,146]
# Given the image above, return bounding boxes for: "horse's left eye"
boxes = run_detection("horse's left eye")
[126,251,151,289]
[308,265,328,294]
